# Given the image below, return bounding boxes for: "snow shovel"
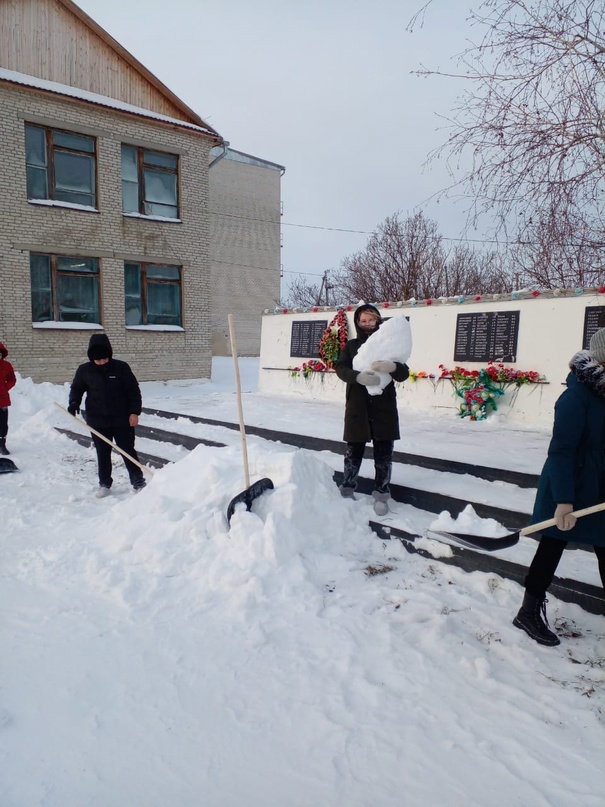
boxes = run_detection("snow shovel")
[0,457,18,473]
[226,313,273,523]
[54,403,154,477]
[433,499,605,549]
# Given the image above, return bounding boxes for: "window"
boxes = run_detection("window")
[125,263,182,326]
[121,145,179,218]
[25,125,97,207]
[30,254,100,323]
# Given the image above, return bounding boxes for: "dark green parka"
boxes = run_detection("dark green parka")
[335,305,409,442]
[531,351,605,547]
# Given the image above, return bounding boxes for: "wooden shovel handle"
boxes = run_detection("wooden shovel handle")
[227,314,250,490]
[520,500,605,537]
[54,402,154,476]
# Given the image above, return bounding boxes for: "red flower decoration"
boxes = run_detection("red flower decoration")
[319,309,349,368]
[531,290,540,298]
[426,299,433,306]
[599,286,605,294]
[283,308,288,314]
[312,306,318,312]
[383,302,390,308]
[474,295,482,301]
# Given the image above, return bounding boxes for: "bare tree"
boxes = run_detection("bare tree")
[331,211,512,300]
[412,0,605,256]
[332,212,448,301]
[509,210,605,287]
[284,275,324,308]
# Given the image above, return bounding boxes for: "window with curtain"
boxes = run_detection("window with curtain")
[25,124,97,207]
[125,262,182,326]
[121,145,179,218]
[30,254,100,323]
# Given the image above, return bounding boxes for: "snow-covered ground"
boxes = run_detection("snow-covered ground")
[1,358,603,806]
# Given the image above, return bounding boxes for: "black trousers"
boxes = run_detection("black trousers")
[342,440,393,494]
[91,425,144,488]
[0,407,7,439]
[525,535,605,597]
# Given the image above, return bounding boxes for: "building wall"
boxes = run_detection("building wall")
[0,0,194,120]
[258,293,605,426]
[209,153,282,356]
[0,81,214,382]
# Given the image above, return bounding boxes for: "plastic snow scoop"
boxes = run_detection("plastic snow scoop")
[226,313,273,523]
[436,499,605,548]
[54,403,154,477]
[0,457,18,473]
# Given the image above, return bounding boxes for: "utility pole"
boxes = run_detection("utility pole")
[316,270,332,306]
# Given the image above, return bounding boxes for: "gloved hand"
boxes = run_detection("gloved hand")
[356,371,380,387]
[555,503,576,531]
[371,360,397,374]
[67,403,79,416]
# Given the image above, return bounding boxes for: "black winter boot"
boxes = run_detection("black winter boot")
[0,438,9,456]
[513,591,560,646]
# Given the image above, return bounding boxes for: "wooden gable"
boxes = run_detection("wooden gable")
[0,0,218,133]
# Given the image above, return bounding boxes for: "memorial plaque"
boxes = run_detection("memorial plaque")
[454,311,520,362]
[582,306,605,350]
[290,320,328,358]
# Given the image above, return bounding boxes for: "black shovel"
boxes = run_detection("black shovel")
[430,499,605,550]
[226,313,273,523]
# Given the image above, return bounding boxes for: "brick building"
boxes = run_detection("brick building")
[0,0,283,381]
[209,146,284,355]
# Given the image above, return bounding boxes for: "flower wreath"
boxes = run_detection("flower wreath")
[319,309,349,369]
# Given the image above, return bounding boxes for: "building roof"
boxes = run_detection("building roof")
[0,68,218,138]
[58,0,220,138]
[210,146,286,173]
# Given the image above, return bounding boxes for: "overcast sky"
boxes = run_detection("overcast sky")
[76,0,476,297]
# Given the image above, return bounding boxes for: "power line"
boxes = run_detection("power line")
[209,209,605,249]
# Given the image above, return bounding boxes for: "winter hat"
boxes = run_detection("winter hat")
[87,333,113,361]
[354,304,381,327]
[589,329,605,364]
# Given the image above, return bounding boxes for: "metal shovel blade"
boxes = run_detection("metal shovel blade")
[227,477,274,523]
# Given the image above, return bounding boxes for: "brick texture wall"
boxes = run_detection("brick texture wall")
[208,154,282,356]
[0,82,214,383]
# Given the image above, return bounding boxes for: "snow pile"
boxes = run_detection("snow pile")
[352,316,413,395]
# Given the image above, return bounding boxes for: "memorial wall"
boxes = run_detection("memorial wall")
[258,292,605,426]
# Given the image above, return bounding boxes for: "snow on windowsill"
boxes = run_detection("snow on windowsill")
[123,212,182,223]
[33,322,103,330]
[28,199,98,213]
[126,325,185,332]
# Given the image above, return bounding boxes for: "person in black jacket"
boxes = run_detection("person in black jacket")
[513,328,605,647]
[68,334,146,497]
[335,304,409,515]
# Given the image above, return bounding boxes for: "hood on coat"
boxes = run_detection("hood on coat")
[87,333,113,362]
[568,350,605,396]
[0,342,7,359]
[353,304,382,341]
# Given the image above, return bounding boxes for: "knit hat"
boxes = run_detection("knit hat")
[589,329,605,364]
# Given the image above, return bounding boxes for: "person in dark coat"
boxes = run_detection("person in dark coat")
[0,341,17,456]
[335,304,409,515]
[68,334,146,496]
[513,328,605,646]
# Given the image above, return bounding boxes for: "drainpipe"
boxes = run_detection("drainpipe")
[209,140,230,168]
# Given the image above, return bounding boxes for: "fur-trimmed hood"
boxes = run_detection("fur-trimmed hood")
[568,350,605,396]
